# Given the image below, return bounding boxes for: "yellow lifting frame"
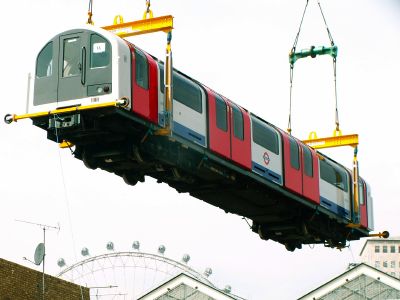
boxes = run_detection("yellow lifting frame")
[102,15,173,38]
[303,131,358,150]
[4,99,128,124]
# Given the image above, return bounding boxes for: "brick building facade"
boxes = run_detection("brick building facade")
[0,258,89,300]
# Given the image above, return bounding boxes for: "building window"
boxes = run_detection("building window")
[375,261,380,268]
[375,245,380,253]
[391,261,395,268]
[383,246,388,253]
[391,245,396,253]
[383,261,388,268]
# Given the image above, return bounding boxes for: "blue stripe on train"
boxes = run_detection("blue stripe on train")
[172,121,206,146]
[252,161,282,185]
[320,196,350,219]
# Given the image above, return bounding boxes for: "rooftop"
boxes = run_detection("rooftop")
[360,237,400,256]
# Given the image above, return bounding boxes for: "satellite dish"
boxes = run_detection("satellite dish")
[34,243,45,265]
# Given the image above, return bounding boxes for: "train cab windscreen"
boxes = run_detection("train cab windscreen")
[34,30,112,106]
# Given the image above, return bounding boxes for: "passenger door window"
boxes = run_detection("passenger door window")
[62,37,81,77]
[290,138,300,170]
[302,145,313,177]
[134,48,149,89]
[232,105,244,140]
[215,95,227,132]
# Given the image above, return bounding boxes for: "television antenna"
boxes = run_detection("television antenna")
[16,219,60,300]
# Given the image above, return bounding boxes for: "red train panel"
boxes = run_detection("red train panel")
[301,145,320,204]
[359,180,368,228]
[207,89,231,159]
[281,131,303,196]
[229,102,251,170]
[128,43,159,124]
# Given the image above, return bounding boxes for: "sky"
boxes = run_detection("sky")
[1,0,400,299]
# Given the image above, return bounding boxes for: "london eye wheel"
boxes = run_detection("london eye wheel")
[56,242,214,299]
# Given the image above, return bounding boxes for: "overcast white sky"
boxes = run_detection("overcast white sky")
[1,1,400,299]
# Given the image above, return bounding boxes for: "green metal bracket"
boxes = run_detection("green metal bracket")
[289,45,338,65]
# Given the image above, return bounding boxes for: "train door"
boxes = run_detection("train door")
[281,132,303,195]
[58,32,112,102]
[128,45,158,123]
[207,90,231,159]
[228,103,251,169]
[300,144,320,204]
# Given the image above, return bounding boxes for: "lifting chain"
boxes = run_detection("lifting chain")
[87,0,94,25]
[143,0,154,19]
[287,0,340,135]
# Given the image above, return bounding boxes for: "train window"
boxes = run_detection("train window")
[90,34,111,69]
[319,159,348,192]
[215,95,227,132]
[302,145,313,177]
[63,37,81,77]
[134,48,149,90]
[36,42,53,78]
[252,118,279,155]
[359,181,365,205]
[232,105,244,140]
[173,73,202,113]
[290,138,300,170]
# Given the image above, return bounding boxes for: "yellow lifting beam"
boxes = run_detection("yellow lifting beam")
[4,99,128,124]
[102,15,173,38]
[303,131,358,150]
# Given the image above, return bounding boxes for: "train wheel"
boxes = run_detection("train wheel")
[82,152,98,170]
[123,173,139,186]
[285,243,296,252]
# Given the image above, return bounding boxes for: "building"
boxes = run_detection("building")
[298,263,400,300]
[0,258,90,300]
[360,237,400,278]
[138,273,246,300]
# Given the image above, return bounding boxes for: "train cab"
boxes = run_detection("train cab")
[31,26,131,114]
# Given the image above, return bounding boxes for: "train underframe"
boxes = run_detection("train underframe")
[32,107,368,251]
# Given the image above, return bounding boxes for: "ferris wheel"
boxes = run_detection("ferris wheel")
[56,241,215,299]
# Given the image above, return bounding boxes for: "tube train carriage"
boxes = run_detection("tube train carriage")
[28,26,373,251]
